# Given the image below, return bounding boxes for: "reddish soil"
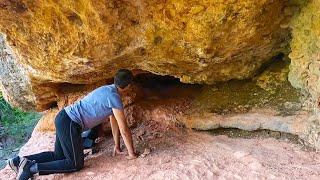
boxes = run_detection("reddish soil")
[1,119,320,180]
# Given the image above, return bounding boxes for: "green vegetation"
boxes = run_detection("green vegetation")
[0,93,41,169]
[0,94,40,144]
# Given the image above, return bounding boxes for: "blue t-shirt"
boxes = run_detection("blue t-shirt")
[64,84,123,131]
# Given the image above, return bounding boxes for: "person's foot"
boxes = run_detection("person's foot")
[17,157,35,180]
[7,156,20,174]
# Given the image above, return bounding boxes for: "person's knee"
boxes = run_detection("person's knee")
[75,161,84,171]
[71,158,84,171]
[67,159,84,171]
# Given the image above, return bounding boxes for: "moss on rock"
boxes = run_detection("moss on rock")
[191,56,302,116]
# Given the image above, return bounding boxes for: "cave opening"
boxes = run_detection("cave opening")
[129,54,309,146]
[132,54,303,117]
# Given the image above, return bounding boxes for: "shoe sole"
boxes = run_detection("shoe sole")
[17,157,28,180]
[7,159,18,174]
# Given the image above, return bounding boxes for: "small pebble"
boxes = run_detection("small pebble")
[87,171,95,176]
[139,148,151,158]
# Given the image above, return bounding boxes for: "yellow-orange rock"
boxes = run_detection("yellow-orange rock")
[289,0,320,102]
[288,0,320,149]
[36,108,58,132]
[0,0,298,111]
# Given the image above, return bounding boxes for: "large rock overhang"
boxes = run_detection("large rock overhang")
[0,0,300,111]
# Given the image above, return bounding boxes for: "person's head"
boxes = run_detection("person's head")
[114,69,134,90]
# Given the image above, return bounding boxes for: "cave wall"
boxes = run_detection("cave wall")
[289,0,320,103]
[288,0,320,149]
[0,0,296,111]
[0,33,36,111]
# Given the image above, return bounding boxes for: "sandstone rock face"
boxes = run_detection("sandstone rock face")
[289,0,320,103]
[0,33,35,111]
[0,0,296,111]
[288,0,320,148]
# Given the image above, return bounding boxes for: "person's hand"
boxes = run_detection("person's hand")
[113,146,125,156]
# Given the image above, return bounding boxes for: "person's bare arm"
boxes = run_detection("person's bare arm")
[109,115,125,156]
[112,108,137,159]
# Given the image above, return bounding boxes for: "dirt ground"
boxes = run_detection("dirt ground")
[1,119,319,180]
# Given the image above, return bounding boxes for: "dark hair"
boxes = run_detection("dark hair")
[114,69,133,89]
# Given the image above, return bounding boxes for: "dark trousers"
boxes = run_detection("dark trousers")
[25,109,84,175]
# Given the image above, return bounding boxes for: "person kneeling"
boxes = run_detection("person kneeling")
[8,69,137,180]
